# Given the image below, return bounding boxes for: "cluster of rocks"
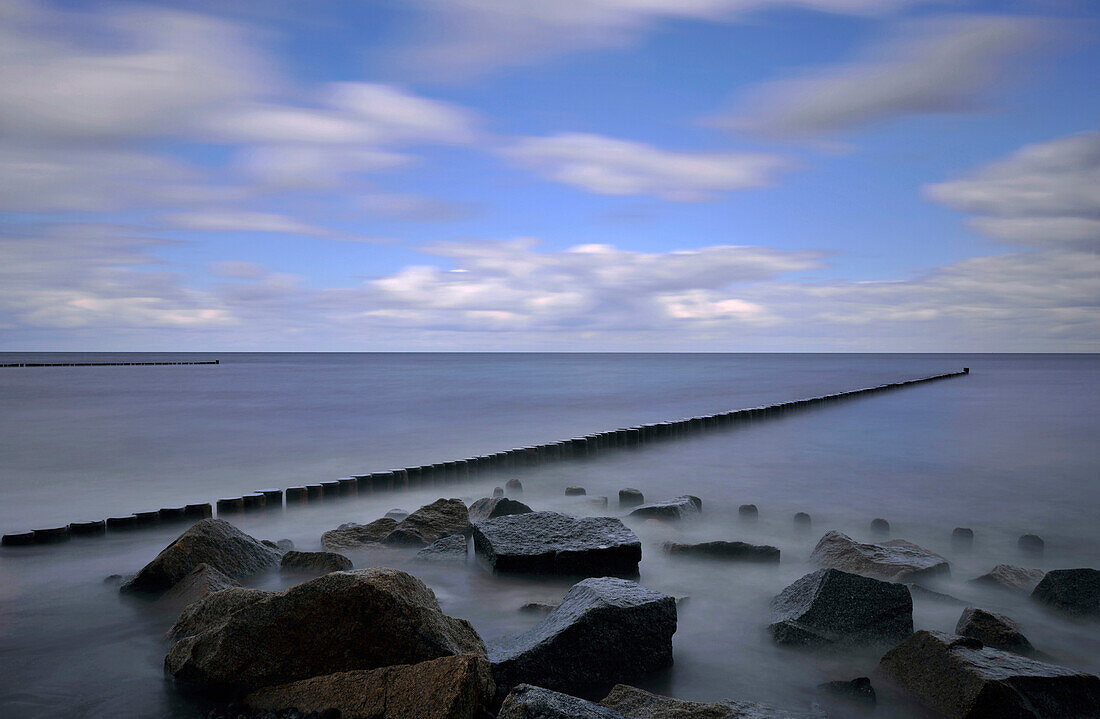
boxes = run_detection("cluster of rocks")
[320,498,469,550]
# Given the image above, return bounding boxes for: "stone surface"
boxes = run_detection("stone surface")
[809,530,950,582]
[956,607,1035,655]
[499,684,625,719]
[738,504,758,518]
[877,630,1100,718]
[619,488,644,508]
[628,496,701,521]
[244,654,495,719]
[468,497,532,524]
[970,564,1045,594]
[769,568,913,647]
[472,511,641,576]
[506,479,523,495]
[382,498,469,548]
[489,577,676,695]
[663,541,779,563]
[794,512,812,528]
[414,534,469,563]
[121,519,279,595]
[818,677,876,706]
[279,550,352,574]
[159,563,240,607]
[1018,534,1045,555]
[168,587,272,639]
[1031,568,1100,616]
[600,684,818,719]
[565,486,587,496]
[166,568,486,694]
[870,518,890,535]
[384,508,409,522]
[320,518,397,551]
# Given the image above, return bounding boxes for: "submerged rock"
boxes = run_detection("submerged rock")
[628,496,701,521]
[518,601,558,615]
[952,527,974,547]
[320,517,397,551]
[565,486,587,496]
[159,563,240,607]
[970,564,1045,594]
[794,512,812,529]
[877,631,1100,718]
[818,677,876,707]
[499,684,624,719]
[493,487,504,498]
[663,541,779,563]
[956,607,1035,655]
[599,684,819,719]
[168,587,273,639]
[738,504,758,519]
[870,518,890,535]
[619,488,644,508]
[489,577,676,695]
[769,568,913,647]
[468,497,532,523]
[382,498,469,548]
[1031,568,1100,617]
[809,530,950,582]
[415,534,469,563]
[279,550,352,574]
[506,479,523,496]
[1018,533,1045,555]
[472,511,641,576]
[384,508,409,522]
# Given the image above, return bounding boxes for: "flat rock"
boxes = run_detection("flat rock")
[956,607,1035,655]
[415,534,469,563]
[382,498,469,548]
[1032,568,1100,616]
[809,530,950,582]
[472,511,641,576]
[565,486,587,496]
[165,568,486,694]
[321,518,397,551]
[489,577,676,695]
[877,630,1100,718]
[244,654,495,719]
[600,684,820,719]
[663,541,779,563]
[168,587,273,639]
[159,563,240,607]
[121,519,279,595]
[628,496,701,522]
[619,488,644,508]
[499,684,625,719]
[769,568,913,647]
[468,497,532,523]
[279,550,352,574]
[970,564,1045,594]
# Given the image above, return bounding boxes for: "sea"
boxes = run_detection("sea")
[0,353,1097,717]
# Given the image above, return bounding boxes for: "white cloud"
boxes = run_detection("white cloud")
[164,211,337,237]
[503,133,789,200]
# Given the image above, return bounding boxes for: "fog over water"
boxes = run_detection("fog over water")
[0,353,1097,717]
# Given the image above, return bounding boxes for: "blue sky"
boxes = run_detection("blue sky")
[0,0,1097,350]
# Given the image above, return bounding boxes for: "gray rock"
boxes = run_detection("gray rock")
[321,518,397,551]
[818,677,875,707]
[279,550,352,574]
[628,496,701,521]
[472,511,641,576]
[415,534,469,563]
[1018,533,1045,555]
[600,684,820,719]
[382,498,469,548]
[1031,568,1100,617]
[493,487,504,498]
[489,577,676,696]
[877,630,1100,718]
[565,486,587,496]
[809,530,950,582]
[518,601,558,615]
[956,607,1035,655]
[738,504,758,519]
[970,564,1045,594]
[468,497,532,523]
[906,583,965,605]
[769,568,913,647]
[587,496,609,510]
[168,586,273,639]
[794,512,812,529]
[499,684,625,719]
[952,528,974,546]
[506,479,523,496]
[384,508,409,522]
[619,488,644,508]
[275,539,294,552]
[121,519,279,595]
[663,541,779,563]
[159,563,240,607]
[870,518,890,535]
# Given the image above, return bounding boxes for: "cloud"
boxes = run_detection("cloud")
[503,133,789,200]
[717,16,1050,138]
[164,211,337,237]
[360,193,478,221]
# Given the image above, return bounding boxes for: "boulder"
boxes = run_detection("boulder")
[565,486,587,496]
[506,479,523,495]
[818,677,875,707]
[599,684,818,719]
[952,528,974,547]
[489,577,676,695]
[493,487,504,498]
[662,541,779,563]
[244,654,494,719]
[587,496,609,510]
[1018,534,1045,555]
[280,550,353,574]
[321,518,397,551]
[738,504,758,518]
[956,607,1035,655]
[907,583,965,605]
[275,539,294,552]
[159,563,240,607]
[165,568,486,694]
[877,631,1100,718]
[382,499,469,548]
[415,535,469,563]
[472,512,641,576]
[870,518,890,535]
[468,497,532,524]
[120,519,279,595]
[809,530,950,582]
[628,496,701,522]
[168,587,273,639]
[769,568,912,647]
[519,601,558,615]
[1031,568,1100,616]
[970,564,1045,594]
[793,512,812,529]
[385,508,409,522]
[618,488,644,508]
[499,684,625,719]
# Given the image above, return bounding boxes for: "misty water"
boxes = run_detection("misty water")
[1,353,1097,718]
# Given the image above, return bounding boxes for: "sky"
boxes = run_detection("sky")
[0,0,1097,351]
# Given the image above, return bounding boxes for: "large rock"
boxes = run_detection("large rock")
[121,519,279,594]
[165,568,486,694]
[1031,568,1100,617]
[970,564,1045,594]
[489,577,675,695]
[472,511,641,576]
[619,488,644,508]
[499,684,625,719]
[382,498,469,548]
[168,586,272,639]
[159,563,240,607]
[468,497,532,523]
[877,631,1100,718]
[280,550,352,574]
[415,534,469,563]
[956,607,1035,655]
[809,530,949,582]
[244,654,494,719]
[628,496,701,521]
[600,684,819,719]
[663,541,779,563]
[769,568,912,647]
[321,518,397,551]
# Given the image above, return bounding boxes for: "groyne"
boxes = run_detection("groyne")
[1,360,219,367]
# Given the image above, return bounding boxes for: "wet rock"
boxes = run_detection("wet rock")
[952,527,974,547]
[275,539,294,552]
[415,534,469,563]
[628,496,701,522]
[472,511,641,576]
[493,487,504,498]
[906,583,965,605]
[818,677,876,707]
[384,508,409,522]
[468,497,532,523]
[870,518,890,535]
[769,568,913,647]
[794,512,812,529]
[587,496,609,510]
[1031,568,1100,617]
[506,479,523,496]
[165,568,486,694]
[970,564,1045,594]
[168,587,273,639]
[810,530,950,582]
[519,601,558,615]
[1018,533,1045,555]
[877,630,1100,718]
[738,504,758,519]
[599,684,819,719]
[382,498,469,548]
[499,684,625,719]
[489,577,676,695]
[279,550,352,574]
[565,486,587,496]
[160,563,240,607]
[320,518,397,551]
[663,541,779,563]
[619,488,644,508]
[244,654,495,719]
[956,607,1035,655]
[121,519,279,595]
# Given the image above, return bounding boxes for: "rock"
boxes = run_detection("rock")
[472,511,641,576]
[818,677,875,707]
[970,564,1045,594]
[415,534,469,563]
[587,496,609,510]
[166,568,486,694]
[769,568,913,647]
[160,563,240,607]
[493,487,504,498]
[506,479,523,496]
[519,601,558,615]
[952,527,974,547]
[738,504,758,518]
[662,541,779,563]
[619,488,644,508]
[121,519,280,595]
[468,497,532,523]
[244,654,495,719]
[565,486,587,496]
[877,630,1100,718]
[279,550,352,574]
[168,587,273,639]
[1031,568,1100,616]
[809,530,950,582]
[1018,533,1045,555]
[275,539,294,551]
[382,499,469,548]
[489,577,676,695]
[628,496,701,521]
[499,684,625,719]
[906,583,965,605]
[870,518,890,535]
[794,512,812,529]
[385,508,409,522]
[599,684,819,719]
[321,518,397,551]
[956,607,1035,655]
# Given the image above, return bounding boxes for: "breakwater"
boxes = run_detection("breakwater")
[0,360,219,367]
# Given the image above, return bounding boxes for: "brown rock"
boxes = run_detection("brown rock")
[280,550,353,574]
[320,517,398,551]
[167,586,273,639]
[955,607,1035,655]
[159,563,240,607]
[970,564,1045,594]
[809,530,949,582]
[383,499,469,548]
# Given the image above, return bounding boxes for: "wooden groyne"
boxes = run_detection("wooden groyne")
[1,368,969,546]
[1,360,219,367]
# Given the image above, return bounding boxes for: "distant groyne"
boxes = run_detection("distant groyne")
[1,360,219,367]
